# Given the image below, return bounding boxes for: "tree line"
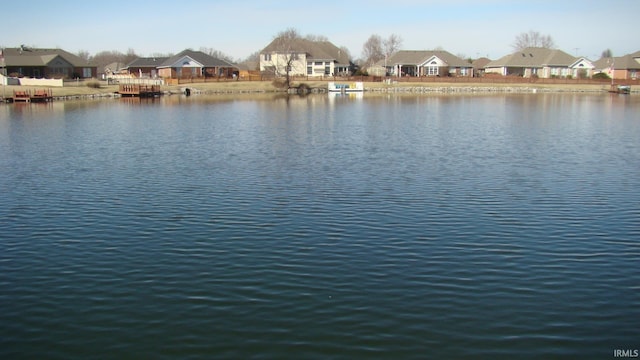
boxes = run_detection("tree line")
[71,29,615,76]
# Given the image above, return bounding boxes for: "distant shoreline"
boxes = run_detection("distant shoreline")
[0,80,630,101]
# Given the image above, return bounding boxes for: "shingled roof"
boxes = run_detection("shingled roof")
[383,50,471,67]
[125,57,168,68]
[485,47,576,68]
[1,46,95,67]
[262,38,350,65]
[158,49,237,68]
[593,53,640,70]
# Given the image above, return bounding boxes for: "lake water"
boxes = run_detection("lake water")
[1,93,638,359]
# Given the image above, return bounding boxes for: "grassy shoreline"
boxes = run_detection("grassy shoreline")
[0,80,618,99]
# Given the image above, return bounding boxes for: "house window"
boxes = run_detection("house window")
[315,61,323,66]
[325,65,330,75]
[427,66,438,76]
[307,66,312,75]
[460,68,468,76]
[82,67,92,78]
[264,54,272,61]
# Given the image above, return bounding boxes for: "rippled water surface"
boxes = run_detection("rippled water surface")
[1,93,639,359]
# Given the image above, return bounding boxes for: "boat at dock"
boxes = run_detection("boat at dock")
[609,84,631,94]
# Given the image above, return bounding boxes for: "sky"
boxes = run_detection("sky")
[2,0,638,62]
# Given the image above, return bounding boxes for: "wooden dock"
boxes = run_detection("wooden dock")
[118,84,162,97]
[11,89,53,102]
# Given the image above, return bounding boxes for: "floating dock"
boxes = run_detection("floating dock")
[10,89,53,102]
[328,82,364,93]
[118,84,162,97]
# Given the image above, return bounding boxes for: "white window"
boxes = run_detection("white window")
[83,67,92,78]
[264,54,272,61]
[427,66,439,76]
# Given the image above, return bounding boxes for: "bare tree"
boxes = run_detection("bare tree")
[269,28,302,89]
[150,52,174,58]
[305,34,329,42]
[76,49,91,62]
[383,34,403,60]
[240,50,261,65]
[199,47,235,63]
[363,34,403,68]
[512,30,556,51]
[363,34,384,67]
[123,48,138,65]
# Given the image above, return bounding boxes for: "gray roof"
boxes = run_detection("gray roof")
[472,57,492,69]
[158,49,237,68]
[125,57,168,68]
[485,47,576,68]
[593,53,640,70]
[1,46,95,67]
[262,38,350,65]
[382,50,471,67]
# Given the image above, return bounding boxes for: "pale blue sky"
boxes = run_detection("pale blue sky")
[2,0,638,61]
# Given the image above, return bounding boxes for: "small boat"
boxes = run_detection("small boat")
[328,82,364,93]
[610,84,631,94]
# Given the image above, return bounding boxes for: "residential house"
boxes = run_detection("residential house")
[124,57,168,78]
[472,57,491,77]
[260,37,352,77]
[380,50,474,77]
[0,45,97,79]
[102,62,126,79]
[593,51,640,80]
[484,47,595,79]
[156,49,238,79]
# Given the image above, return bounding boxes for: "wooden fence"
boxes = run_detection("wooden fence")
[160,74,640,86]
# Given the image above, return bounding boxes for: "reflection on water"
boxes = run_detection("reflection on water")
[1,93,639,359]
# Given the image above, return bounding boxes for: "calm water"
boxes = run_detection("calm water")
[1,93,638,359]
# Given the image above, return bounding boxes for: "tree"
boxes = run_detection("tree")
[304,34,328,42]
[383,34,403,60]
[362,34,403,68]
[240,50,260,65]
[269,28,302,89]
[601,48,613,59]
[362,35,383,67]
[512,30,556,51]
[199,47,235,63]
[76,49,91,62]
[123,48,138,66]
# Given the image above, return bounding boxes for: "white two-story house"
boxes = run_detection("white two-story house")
[260,37,352,77]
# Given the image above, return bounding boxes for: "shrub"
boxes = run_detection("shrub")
[296,83,311,94]
[593,72,611,80]
[272,78,287,89]
[86,80,101,89]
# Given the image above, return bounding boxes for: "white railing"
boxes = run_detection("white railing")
[107,75,164,85]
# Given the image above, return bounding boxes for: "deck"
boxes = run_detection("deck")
[118,84,162,97]
[11,89,53,102]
